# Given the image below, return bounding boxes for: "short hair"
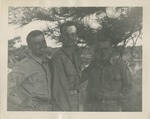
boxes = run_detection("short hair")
[26,30,44,45]
[60,21,77,34]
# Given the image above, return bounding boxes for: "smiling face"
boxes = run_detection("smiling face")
[61,25,77,48]
[28,34,47,58]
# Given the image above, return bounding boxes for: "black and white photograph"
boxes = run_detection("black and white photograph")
[7,7,143,112]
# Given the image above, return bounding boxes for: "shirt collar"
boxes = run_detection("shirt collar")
[28,52,48,64]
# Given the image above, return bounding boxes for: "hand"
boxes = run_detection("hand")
[21,97,39,109]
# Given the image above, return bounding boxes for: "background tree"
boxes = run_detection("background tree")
[8,7,142,45]
[8,7,142,68]
[8,7,142,111]
[8,7,142,61]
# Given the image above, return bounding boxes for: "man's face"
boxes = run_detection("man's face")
[61,25,77,48]
[96,41,112,62]
[28,34,47,57]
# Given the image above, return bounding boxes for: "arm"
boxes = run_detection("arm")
[8,65,26,105]
[8,65,40,110]
[81,67,93,111]
[50,55,71,111]
[82,67,98,103]
[81,67,90,100]
[120,62,132,101]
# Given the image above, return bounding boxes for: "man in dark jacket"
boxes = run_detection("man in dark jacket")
[50,21,83,111]
[82,36,132,111]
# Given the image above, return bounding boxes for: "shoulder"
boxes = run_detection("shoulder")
[110,55,127,66]
[11,57,34,74]
[51,49,64,59]
[114,58,130,72]
[19,57,37,67]
[50,50,63,66]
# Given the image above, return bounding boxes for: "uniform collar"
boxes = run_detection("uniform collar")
[28,52,48,64]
